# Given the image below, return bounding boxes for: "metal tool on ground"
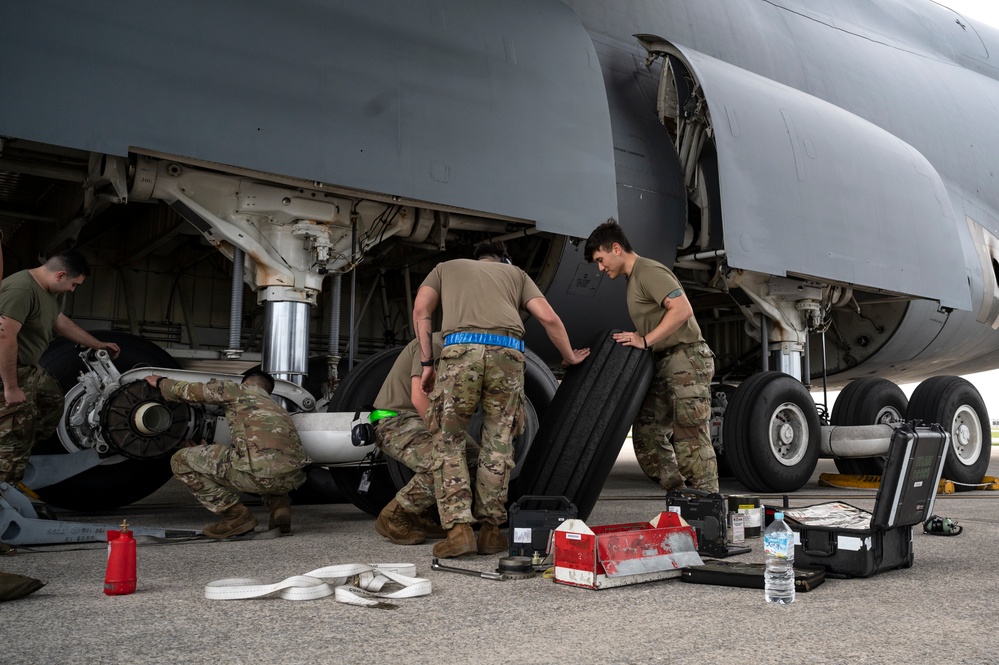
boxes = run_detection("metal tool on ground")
[430,557,505,581]
[0,482,199,546]
[496,556,535,580]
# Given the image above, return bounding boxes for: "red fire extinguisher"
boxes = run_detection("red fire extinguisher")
[104,520,136,595]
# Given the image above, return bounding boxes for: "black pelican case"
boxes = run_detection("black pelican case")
[782,422,948,578]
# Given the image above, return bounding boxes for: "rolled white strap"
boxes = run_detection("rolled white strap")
[204,563,431,606]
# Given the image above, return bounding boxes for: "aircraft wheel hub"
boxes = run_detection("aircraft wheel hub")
[778,422,795,444]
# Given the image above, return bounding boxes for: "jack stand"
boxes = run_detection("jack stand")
[0,483,200,546]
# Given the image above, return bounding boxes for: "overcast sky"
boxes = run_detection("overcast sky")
[938,0,999,27]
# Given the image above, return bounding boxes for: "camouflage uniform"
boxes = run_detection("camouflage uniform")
[375,411,479,515]
[0,270,63,484]
[375,412,436,514]
[161,378,311,513]
[0,366,63,483]
[624,256,718,492]
[426,343,525,529]
[633,341,718,492]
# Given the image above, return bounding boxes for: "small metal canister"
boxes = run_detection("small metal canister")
[727,495,762,538]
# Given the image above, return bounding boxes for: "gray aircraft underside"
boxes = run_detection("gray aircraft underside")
[1,0,998,383]
[5,0,999,515]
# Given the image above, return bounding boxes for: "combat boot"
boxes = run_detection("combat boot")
[432,523,476,558]
[476,523,508,555]
[375,498,427,545]
[267,495,292,534]
[203,503,257,539]
[411,508,447,539]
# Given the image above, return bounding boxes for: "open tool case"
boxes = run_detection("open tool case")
[783,422,948,578]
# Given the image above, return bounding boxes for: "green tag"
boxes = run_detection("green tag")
[368,409,398,423]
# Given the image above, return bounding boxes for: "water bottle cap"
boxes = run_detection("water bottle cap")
[774,512,784,520]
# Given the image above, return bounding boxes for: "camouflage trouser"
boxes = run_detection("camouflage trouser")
[375,411,479,515]
[427,344,525,529]
[633,341,718,492]
[0,366,63,484]
[170,444,306,513]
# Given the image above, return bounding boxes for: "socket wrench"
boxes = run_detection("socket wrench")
[430,557,505,581]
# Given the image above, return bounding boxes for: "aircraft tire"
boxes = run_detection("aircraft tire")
[34,331,180,511]
[723,371,820,493]
[905,376,990,490]
[711,383,737,478]
[509,330,654,521]
[830,378,907,475]
[289,466,347,505]
[327,345,558,516]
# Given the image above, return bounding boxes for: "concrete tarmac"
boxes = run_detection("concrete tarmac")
[3,448,998,665]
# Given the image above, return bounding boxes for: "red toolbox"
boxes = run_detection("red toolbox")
[553,511,703,589]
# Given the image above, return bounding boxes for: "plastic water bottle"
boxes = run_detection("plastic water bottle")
[763,511,795,604]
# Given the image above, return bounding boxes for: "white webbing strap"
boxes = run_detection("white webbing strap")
[204,563,431,607]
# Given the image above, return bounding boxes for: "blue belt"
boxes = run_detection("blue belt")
[443,332,524,352]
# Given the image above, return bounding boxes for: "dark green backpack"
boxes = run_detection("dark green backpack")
[0,572,45,602]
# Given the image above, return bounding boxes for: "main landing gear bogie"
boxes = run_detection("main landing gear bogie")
[723,372,991,494]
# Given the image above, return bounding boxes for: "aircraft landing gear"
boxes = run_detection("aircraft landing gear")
[34,331,182,512]
[906,376,990,490]
[830,378,907,475]
[722,371,821,493]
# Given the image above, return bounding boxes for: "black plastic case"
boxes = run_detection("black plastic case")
[783,423,947,578]
[680,560,826,592]
[508,495,577,559]
[665,489,751,558]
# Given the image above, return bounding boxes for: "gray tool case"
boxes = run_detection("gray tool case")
[783,422,948,578]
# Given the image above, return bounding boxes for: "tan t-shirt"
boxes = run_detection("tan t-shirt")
[626,256,703,351]
[373,334,443,412]
[419,258,544,338]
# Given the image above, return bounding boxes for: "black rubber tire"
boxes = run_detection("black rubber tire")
[831,378,907,475]
[34,331,180,511]
[723,371,821,493]
[905,376,990,490]
[711,384,736,478]
[327,345,560,516]
[509,330,654,521]
[289,466,347,505]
